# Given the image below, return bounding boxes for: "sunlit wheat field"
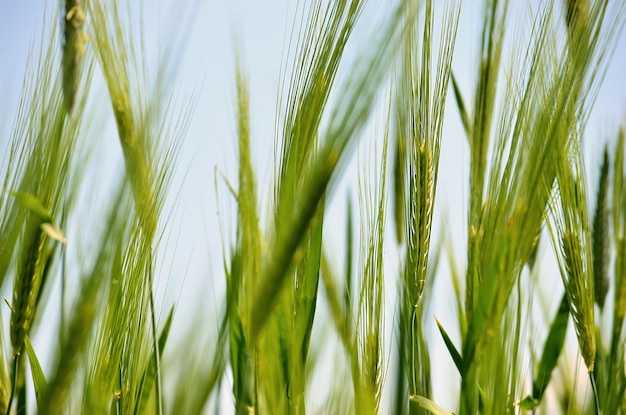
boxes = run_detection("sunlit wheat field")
[1,0,626,414]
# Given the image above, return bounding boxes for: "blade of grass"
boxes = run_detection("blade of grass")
[23,336,47,409]
[345,192,354,335]
[320,250,351,350]
[532,293,569,405]
[435,317,463,374]
[450,72,471,139]
[135,306,175,415]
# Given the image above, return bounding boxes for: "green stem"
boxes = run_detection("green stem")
[148,259,163,415]
[590,371,600,415]
[5,356,19,415]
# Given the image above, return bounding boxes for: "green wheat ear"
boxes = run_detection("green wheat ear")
[62,0,88,113]
[352,113,389,415]
[10,225,46,357]
[592,146,610,310]
[548,139,596,373]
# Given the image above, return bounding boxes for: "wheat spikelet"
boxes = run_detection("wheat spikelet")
[549,152,596,372]
[592,147,610,309]
[10,226,47,357]
[561,230,596,371]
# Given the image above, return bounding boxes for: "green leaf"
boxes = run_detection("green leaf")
[12,192,53,223]
[320,252,350,349]
[157,309,175,355]
[24,335,48,409]
[435,317,463,374]
[345,193,354,321]
[3,296,13,312]
[392,130,406,244]
[518,395,538,411]
[409,395,455,415]
[229,307,255,412]
[293,207,323,362]
[451,72,471,139]
[533,293,569,401]
[135,306,175,415]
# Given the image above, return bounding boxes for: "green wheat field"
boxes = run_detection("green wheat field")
[0,0,625,413]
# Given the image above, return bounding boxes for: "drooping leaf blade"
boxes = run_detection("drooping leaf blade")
[12,192,53,223]
[450,72,471,139]
[135,306,175,415]
[435,317,463,374]
[24,335,48,409]
[533,293,569,403]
